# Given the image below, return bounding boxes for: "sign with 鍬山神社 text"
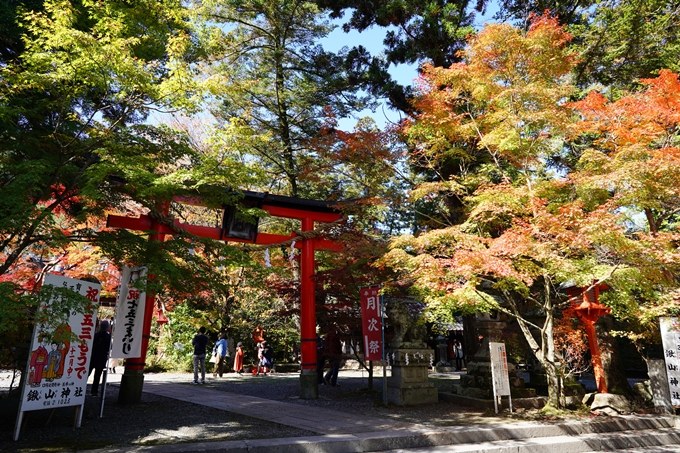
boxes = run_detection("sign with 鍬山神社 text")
[111,266,147,359]
[20,274,100,411]
[15,274,101,439]
[659,317,680,405]
[360,285,382,361]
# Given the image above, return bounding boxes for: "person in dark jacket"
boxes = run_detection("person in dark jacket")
[257,340,274,375]
[192,326,208,384]
[89,320,111,397]
[324,327,342,386]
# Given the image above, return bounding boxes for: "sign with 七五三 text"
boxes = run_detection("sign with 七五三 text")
[19,274,101,412]
[111,266,147,359]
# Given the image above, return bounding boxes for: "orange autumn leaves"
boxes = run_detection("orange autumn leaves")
[569,69,680,236]
[385,13,680,312]
[406,14,576,174]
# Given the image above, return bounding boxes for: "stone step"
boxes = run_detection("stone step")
[377,428,680,453]
[93,414,679,453]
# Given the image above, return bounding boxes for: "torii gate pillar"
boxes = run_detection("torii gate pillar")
[118,202,168,404]
[299,216,318,399]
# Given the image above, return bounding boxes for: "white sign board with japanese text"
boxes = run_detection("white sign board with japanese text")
[659,317,680,405]
[489,341,512,414]
[15,274,101,439]
[111,266,147,359]
[489,342,511,396]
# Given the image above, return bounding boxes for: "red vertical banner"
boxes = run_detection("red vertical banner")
[360,285,382,361]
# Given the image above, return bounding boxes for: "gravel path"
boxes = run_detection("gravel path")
[0,374,314,453]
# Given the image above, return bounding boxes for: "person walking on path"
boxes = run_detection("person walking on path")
[324,327,342,386]
[261,340,274,374]
[255,342,264,375]
[212,333,228,378]
[89,320,111,397]
[192,326,209,384]
[453,339,464,371]
[233,341,244,375]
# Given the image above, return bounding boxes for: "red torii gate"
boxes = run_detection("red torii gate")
[107,191,343,402]
[565,281,611,394]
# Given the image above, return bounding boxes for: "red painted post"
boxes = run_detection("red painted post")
[581,318,608,393]
[299,216,318,399]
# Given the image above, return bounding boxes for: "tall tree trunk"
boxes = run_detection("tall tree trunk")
[506,279,564,408]
[595,314,632,396]
[463,315,479,360]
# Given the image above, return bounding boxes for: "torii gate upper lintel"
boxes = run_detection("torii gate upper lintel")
[107,191,344,403]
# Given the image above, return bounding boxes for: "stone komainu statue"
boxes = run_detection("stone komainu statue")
[385,300,427,347]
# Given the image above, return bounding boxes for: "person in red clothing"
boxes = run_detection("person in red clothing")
[252,325,265,343]
[233,342,244,375]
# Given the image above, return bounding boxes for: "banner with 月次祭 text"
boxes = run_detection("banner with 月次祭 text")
[15,274,101,440]
[659,317,680,405]
[360,285,383,361]
[110,266,147,359]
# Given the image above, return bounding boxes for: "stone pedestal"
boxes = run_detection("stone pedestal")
[436,337,450,367]
[387,343,438,406]
[647,358,673,414]
[118,371,145,404]
[453,314,534,399]
[299,369,318,400]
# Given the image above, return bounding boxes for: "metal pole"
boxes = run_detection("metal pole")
[381,291,387,406]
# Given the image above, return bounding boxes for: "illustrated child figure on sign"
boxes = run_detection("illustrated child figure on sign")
[44,342,62,381]
[29,337,48,387]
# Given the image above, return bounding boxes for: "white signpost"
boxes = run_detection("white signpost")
[489,341,513,414]
[659,317,680,406]
[14,274,101,440]
[98,266,146,418]
[110,266,147,359]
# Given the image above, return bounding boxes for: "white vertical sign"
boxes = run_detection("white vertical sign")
[15,274,101,439]
[659,317,680,405]
[110,266,147,359]
[489,341,512,413]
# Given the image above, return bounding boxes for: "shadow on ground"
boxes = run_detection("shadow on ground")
[0,382,314,453]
